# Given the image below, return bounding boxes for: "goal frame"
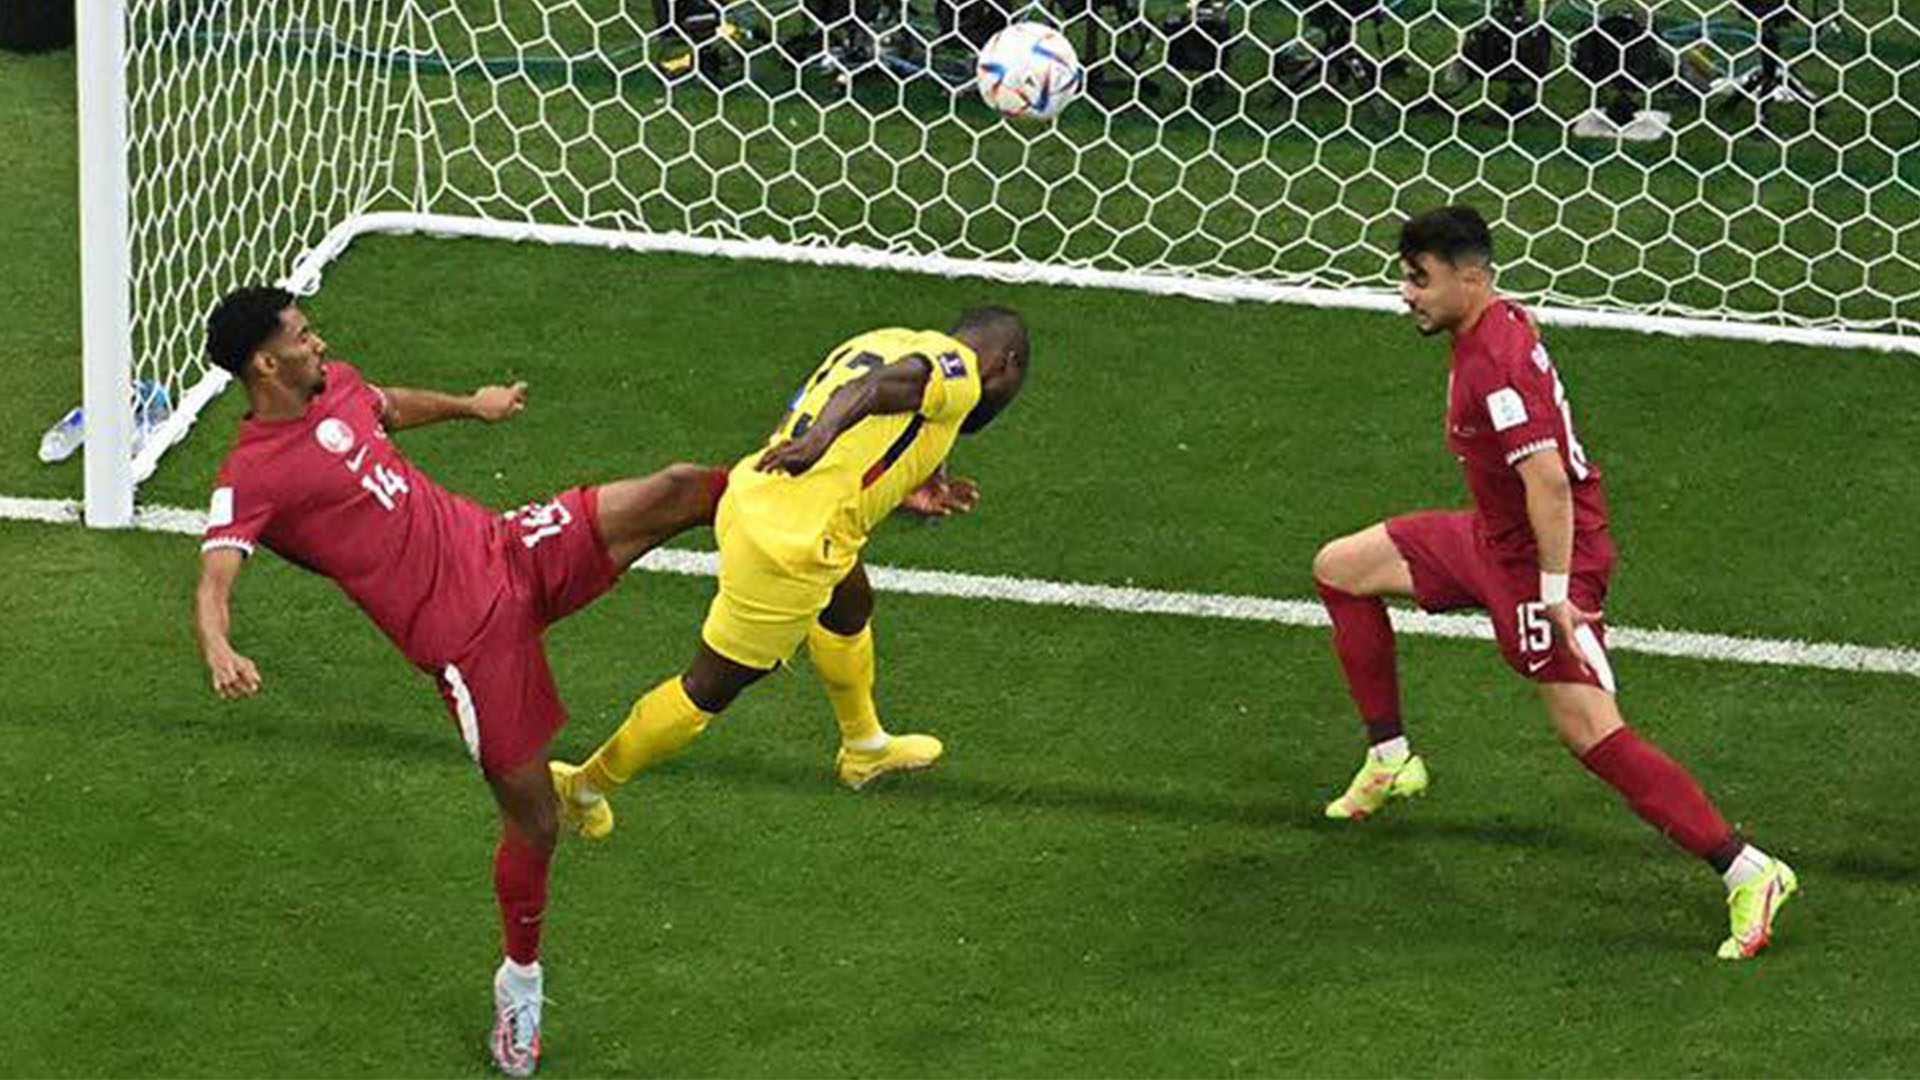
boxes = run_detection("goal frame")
[76,0,1920,527]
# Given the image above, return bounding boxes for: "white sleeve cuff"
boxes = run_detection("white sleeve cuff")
[1505,438,1558,466]
[201,537,256,556]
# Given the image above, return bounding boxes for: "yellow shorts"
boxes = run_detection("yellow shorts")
[700,498,854,671]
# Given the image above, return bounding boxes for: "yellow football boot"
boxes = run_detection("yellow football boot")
[1324,751,1429,820]
[836,733,944,791]
[1717,857,1798,960]
[549,760,613,841]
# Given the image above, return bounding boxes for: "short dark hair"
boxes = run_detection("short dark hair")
[205,285,295,378]
[1398,205,1494,269]
[949,305,1028,364]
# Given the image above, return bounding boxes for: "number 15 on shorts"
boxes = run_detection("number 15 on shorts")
[1519,601,1552,660]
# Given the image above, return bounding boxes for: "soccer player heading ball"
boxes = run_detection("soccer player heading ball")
[551,309,1029,832]
[1311,205,1796,960]
[192,287,729,1076]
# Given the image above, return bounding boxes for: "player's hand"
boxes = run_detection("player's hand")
[756,431,830,475]
[942,476,980,513]
[470,381,528,423]
[1544,600,1604,676]
[207,647,262,699]
[900,475,981,517]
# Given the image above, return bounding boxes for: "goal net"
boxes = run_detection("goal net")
[83,0,1917,520]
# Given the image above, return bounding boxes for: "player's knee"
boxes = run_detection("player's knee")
[508,799,560,854]
[661,461,723,524]
[818,605,869,637]
[819,590,872,636]
[1552,718,1600,756]
[1312,538,1356,592]
[1545,694,1621,756]
[680,667,743,714]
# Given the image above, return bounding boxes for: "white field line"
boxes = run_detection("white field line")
[5,495,1915,679]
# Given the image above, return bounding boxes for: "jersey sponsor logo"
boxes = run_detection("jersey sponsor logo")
[936,351,968,378]
[208,486,234,527]
[1486,387,1528,432]
[316,417,356,454]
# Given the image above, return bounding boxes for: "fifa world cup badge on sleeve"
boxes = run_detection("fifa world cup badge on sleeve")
[937,351,968,379]
[208,487,234,528]
[1486,388,1528,432]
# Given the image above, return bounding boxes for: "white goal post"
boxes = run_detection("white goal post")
[77,0,1918,525]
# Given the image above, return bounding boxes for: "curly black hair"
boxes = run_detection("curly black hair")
[205,285,295,378]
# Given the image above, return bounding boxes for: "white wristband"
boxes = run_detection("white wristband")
[1540,572,1570,606]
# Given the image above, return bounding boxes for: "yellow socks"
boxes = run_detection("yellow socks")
[580,676,714,792]
[808,622,885,747]
[577,626,880,795]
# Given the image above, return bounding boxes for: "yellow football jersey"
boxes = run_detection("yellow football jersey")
[725,327,983,568]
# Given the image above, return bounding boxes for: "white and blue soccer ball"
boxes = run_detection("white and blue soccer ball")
[976,22,1083,121]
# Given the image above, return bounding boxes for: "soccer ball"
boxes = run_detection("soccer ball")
[976,23,1083,121]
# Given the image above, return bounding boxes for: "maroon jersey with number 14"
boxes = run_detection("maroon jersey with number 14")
[200,361,509,669]
[1446,298,1611,569]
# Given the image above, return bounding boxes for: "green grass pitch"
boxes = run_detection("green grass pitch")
[4,44,1919,1077]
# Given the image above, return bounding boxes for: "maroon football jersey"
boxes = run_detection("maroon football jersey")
[201,362,507,667]
[1446,298,1610,566]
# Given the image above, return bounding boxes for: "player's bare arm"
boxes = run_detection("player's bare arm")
[1515,447,1600,671]
[756,356,933,475]
[380,381,528,430]
[194,547,262,699]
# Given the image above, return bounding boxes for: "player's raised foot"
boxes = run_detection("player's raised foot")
[1324,750,1429,820]
[549,761,613,841]
[1717,857,1798,960]
[491,961,543,1077]
[836,733,943,791]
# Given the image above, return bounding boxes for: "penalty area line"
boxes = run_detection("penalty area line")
[5,494,1915,680]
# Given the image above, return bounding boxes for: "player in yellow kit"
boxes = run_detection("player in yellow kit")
[552,307,1031,833]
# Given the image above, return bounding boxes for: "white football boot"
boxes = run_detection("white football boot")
[491,960,543,1077]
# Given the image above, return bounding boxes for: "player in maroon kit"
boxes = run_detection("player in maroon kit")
[190,286,724,1075]
[1310,206,1797,959]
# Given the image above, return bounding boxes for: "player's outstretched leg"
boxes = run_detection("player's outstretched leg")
[812,563,942,790]
[559,646,769,835]
[594,463,730,571]
[486,760,560,1076]
[1547,683,1798,959]
[1313,523,1427,819]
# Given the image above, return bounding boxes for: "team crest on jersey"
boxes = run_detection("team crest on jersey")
[937,351,968,378]
[315,417,356,454]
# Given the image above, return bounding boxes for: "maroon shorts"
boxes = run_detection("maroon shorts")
[1385,510,1617,692]
[433,486,621,776]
